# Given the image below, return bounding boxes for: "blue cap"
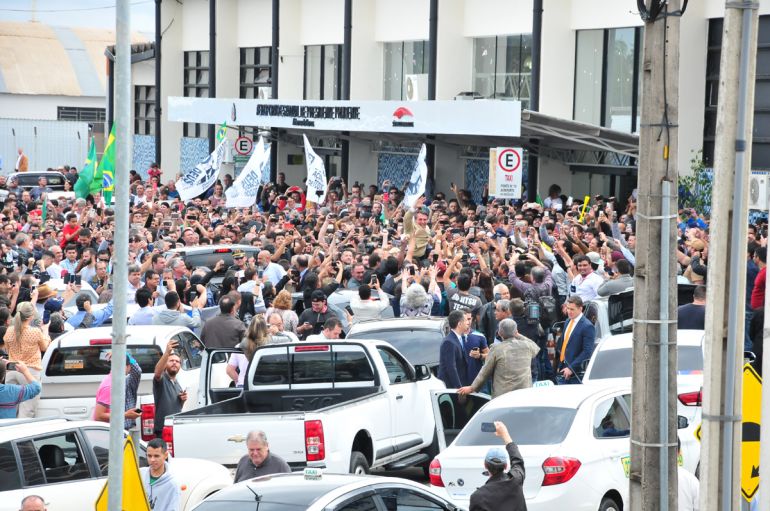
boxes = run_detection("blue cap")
[484,446,509,469]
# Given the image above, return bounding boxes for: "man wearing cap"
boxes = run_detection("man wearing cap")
[229,249,248,275]
[469,421,526,511]
[297,291,336,340]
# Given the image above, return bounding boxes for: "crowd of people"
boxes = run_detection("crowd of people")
[0,158,743,510]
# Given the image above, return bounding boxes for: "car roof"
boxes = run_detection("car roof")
[596,329,705,351]
[348,317,446,333]
[204,472,430,507]
[481,382,631,411]
[0,418,107,443]
[166,244,256,255]
[51,325,184,347]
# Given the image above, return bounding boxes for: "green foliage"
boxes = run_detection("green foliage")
[678,151,712,214]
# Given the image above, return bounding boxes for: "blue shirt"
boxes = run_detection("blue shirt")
[463,331,489,385]
[67,301,114,328]
[0,381,41,418]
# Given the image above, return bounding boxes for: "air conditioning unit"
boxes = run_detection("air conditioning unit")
[257,87,272,100]
[405,74,428,101]
[749,171,770,211]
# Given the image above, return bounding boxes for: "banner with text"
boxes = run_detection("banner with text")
[176,139,227,201]
[226,136,270,208]
[491,147,523,199]
[303,135,328,204]
[403,143,428,208]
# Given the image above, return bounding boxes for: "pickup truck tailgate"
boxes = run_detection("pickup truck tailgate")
[171,413,309,467]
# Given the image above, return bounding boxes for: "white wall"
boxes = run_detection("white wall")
[237,0,273,48]
[0,94,104,121]
[437,0,472,100]
[217,0,240,101]
[538,157,572,197]
[462,0,533,37]
[160,0,185,177]
[349,138,378,185]
[375,0,429,42]
[540,0,575,119]
[278,139,306,185]
[300,0,344,45]
[181,0,209,51]
[279,0,304,100]
[569,0,642,30]
[435,146,465,195]
[351,0,381,100]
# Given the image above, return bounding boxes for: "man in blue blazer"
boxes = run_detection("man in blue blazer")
[557,296,596,384]
[438,310,470,388]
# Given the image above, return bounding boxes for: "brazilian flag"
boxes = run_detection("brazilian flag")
[216,121,227,143]
[97,125,116,203]
[74,137,98,199]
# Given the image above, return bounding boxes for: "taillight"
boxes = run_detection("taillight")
[162,425,174,457]
[304,420,325,461]
[90,339,112,345]
[140,404,155,441]
[542,457,581,486]
[678,390,702,406]
[295,345,330,352]
[428,458,444,487]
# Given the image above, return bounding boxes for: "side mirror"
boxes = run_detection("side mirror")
[745,351,757,364]
[414,364,431,381]
[677,415,689,429]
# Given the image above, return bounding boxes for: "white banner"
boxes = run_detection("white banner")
[303,135,327,204]
[403,143,427,208]
[176,139,227,201]
[225,136,270,208]
[168,98,522,137]
[492,147,523,199]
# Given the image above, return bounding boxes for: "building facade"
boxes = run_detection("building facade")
[145,0,770,199]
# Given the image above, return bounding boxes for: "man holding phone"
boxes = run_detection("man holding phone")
[152,340,187,439]
[0,360,41,419]
[93,353,142,430]
[469,421,527,511]
[348,276,389,324]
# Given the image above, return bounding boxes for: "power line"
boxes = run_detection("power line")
[0,1,151,13]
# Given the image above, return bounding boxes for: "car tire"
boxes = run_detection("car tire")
[349,451,370,475]
[599,496,621,511]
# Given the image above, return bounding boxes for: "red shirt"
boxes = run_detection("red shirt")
[61,224,79,248]
[751,267,766,310]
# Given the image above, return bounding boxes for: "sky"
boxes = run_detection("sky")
[0,0,155,35]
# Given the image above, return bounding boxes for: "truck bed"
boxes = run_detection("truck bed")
[177,386,382,416]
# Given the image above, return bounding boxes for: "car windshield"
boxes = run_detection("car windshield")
[587,345,703,380]
[176,248,258,269]
[192,502,307,511]
[346,328,442,366]
[17,174,66,189]
[45,345,162,376]
[455,406,577,446]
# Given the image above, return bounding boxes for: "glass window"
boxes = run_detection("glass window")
[383,42,405,100]
[593,397,631,438]
[252,352,290,386]
[455,406,576,446]
[574,30,603,125]
[0,442,21,491]
[292,351,333,384]
[183,50,210,138]
[347,328,443,368]
[587,346,704,380]
[472,35,531,106]
[17,440,45,486]
[82,428,110,476]
[434,392,490,447]
[31,433,91,484]
[377,348,410,384]
[323,44,340,101]
[180,331,205,368]
[336,495,379,511]
[45,345,163,377]
[377,488,448,510]
[604,28,636,131]
[334,350,375,382]
[305,44,342,100]
[240,46,272,99]
[134,85,156,135]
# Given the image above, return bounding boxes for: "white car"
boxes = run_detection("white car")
[0,418,232,511]
[192,471,460,511]
[38,325,230,442]
[428,385,635,511]
[582,329,704,474]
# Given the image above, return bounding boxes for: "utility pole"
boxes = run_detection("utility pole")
[701,1,758,510]
[630,1,680,510]
[107,0,131,509]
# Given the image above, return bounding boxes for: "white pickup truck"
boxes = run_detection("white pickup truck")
[38,325,229,442]
[164,339,446,475]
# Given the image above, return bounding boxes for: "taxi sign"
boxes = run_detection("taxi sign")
[95,436,150,511]
[533,380,554,388]
[694,364,763,501]
[303,467,323,480]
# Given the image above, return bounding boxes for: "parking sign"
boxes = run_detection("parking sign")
[493,147,523,198]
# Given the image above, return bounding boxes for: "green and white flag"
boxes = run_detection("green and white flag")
[74,137,98,199]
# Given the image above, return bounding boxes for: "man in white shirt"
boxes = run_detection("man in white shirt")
[677,437,699,510]
[258,250,286,286]
[567,255,604,302]
[349,278,389,324]
[306,317,343,342]
[237,267,266,310]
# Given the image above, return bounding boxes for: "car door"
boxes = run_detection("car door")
[13,431,102,511]
[376,346,423,456]
[374,486,456,511]
[197,347,242,407]
[429,390,490,451]
[590,393,632,502]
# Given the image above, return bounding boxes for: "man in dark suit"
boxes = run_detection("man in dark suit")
[438,310,470,388]
[557,296,595,384]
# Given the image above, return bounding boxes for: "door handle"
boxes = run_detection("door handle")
[396,394,404,400]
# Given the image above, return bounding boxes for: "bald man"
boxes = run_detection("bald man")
[20,495,46,511]
[257,250,287,286]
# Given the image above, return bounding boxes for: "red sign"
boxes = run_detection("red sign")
[497,148,521,172]
[234,136,253,156]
